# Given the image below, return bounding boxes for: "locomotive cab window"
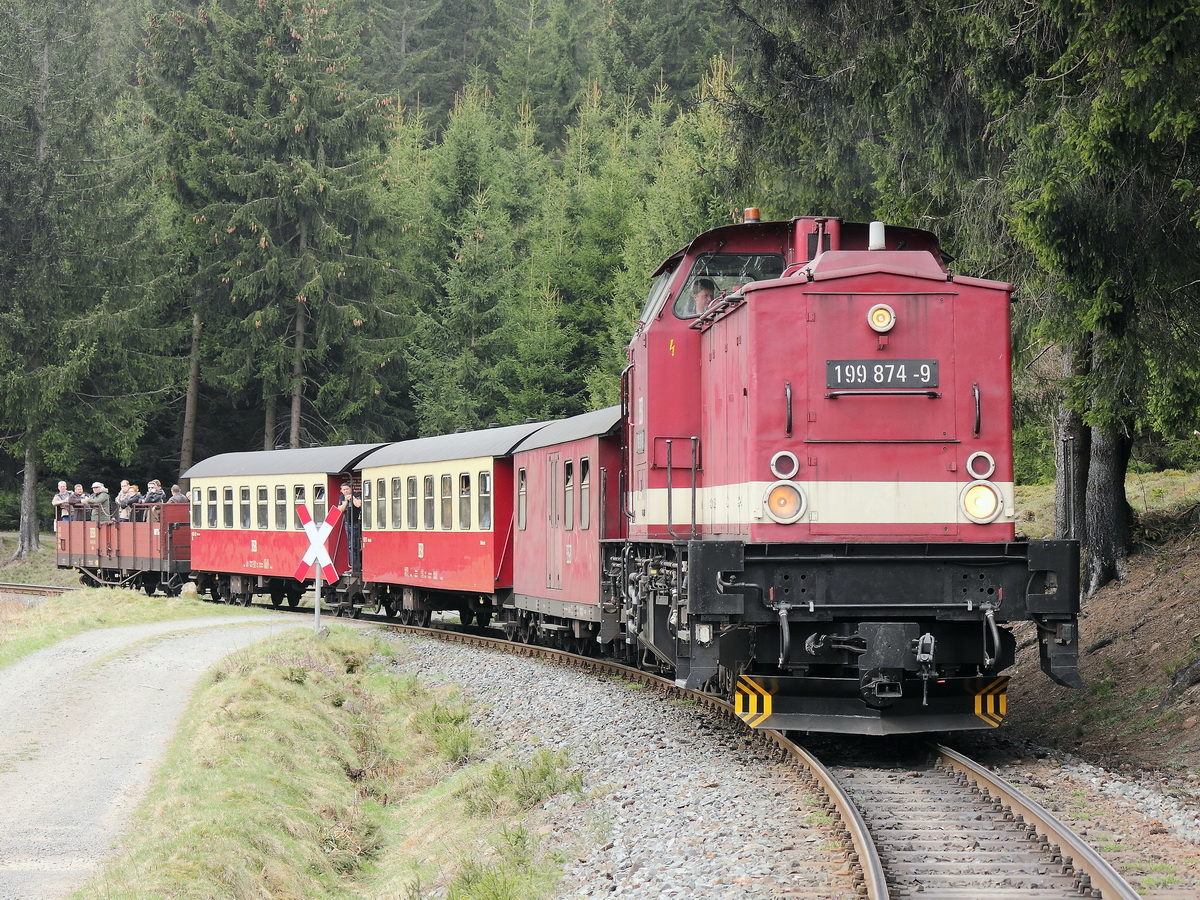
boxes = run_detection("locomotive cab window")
[275,486,287,529]
[293,486,305,529]
[391,478,402,529]
[223,487,234,528]
[361,480,372,529]
[207,488,217,527]
[637,265,677,323]
[459,474,471,530]
[239,487,251,529]
[673,252,785,318]
[423,475,434,530]
[580,458,591,530]
[478,471,492,531]
[517,467,527,531]
[257,486,269,528]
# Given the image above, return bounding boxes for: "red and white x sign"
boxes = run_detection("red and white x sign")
[293,503,343,583]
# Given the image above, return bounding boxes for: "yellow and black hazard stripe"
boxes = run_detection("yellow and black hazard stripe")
[973,677,1009,727]
[734,676,774,728]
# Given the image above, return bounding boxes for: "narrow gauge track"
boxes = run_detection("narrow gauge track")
[0,581,76,597]
[32,586,1125,899]
[239,595,1144,899]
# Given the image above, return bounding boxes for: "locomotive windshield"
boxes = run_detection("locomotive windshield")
[637,266,677,324]
[673,252,785,318]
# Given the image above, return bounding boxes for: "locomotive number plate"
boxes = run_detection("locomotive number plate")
[826,359,939,388]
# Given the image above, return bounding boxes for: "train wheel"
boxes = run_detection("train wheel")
[143,578,157,597]
[476,609,492,629]
[380,600,396,619]
[239,592,253,607]
[286,586,303,608]
[458,605,475,627]
[269,584,284,608]
[415,610,432,627]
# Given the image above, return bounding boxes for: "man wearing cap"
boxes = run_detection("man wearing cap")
[88,482,113,523]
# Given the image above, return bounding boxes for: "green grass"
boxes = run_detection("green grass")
[72,628,578,900]
[1015,470,1200,540]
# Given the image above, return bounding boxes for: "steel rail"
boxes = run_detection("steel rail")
[0,582,76,597]
[933,743,1141,900]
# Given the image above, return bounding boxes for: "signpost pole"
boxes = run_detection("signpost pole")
[314,566,322,635]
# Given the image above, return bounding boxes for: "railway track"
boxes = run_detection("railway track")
[338,609,1143,900]
[0,581,76,597]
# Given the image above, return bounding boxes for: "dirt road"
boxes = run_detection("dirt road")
[0,615,300,899]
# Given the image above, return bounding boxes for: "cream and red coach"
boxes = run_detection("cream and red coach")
[353,421,546,625]
[619,214,1081,733]
[183,444,383,606]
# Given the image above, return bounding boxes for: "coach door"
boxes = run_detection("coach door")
[546,453,562,590]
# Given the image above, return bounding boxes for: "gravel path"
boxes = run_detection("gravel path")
[0,615,300,900]
[385,635,853,900]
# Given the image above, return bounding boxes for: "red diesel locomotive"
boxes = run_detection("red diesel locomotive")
[57,212,1081,735]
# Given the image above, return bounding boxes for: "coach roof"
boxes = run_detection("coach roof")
[358,420,549,468]
[513,406,621,452]
[183,444,386,479]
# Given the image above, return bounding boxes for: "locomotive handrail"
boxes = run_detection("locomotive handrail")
[824,389,939,398]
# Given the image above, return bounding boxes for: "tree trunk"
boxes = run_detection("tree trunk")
[289,298,307,448]
[1083,423,1133,596]
[1054,342,1089,542]
[14,438,41,559]
[263,399,276,451]
[178,310,202,488]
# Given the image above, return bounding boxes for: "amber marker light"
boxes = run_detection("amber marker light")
[961,480,1002,524]
[868,303,896,333]
[764,481,806,524]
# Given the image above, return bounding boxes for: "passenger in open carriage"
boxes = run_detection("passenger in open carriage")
[118,484,142,522]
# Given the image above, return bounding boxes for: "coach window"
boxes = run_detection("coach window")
[257,487,269,528]
[376,478,386,529]
[192,492,202,528]
[459,474,471,530]
[275,486,287,529]
[423,475,434,529]
[580,458,591,530]
[564,461,574,530]
[223,487,234,528]
[240,487,251,529]
[391,478,402,528]
[517,467,527,530]
[314,485,326,522]
[207,488,217,527]
[478,471,492,530]
[293,485,305,529]
[440,475,453,529]
[361,480,373,529]
[407,476,418,529]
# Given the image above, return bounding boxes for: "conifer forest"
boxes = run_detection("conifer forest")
[3,0,1200,592]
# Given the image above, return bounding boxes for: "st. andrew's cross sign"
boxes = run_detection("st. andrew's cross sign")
[293,503,343,583]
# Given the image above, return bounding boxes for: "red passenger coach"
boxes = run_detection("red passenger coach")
[509,407,623,648]
[353,421,546,625]
[183,444,383,606]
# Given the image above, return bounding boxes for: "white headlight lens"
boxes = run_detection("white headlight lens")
[961,480,1002,523]
[764,481,806,524]
[868,303,896,333]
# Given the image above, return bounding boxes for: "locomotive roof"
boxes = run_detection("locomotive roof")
[183,444,386,479]
[513,406,621,452]
[358,420,549,468]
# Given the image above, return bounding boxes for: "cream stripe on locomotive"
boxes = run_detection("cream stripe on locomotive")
[631,480,1016,527]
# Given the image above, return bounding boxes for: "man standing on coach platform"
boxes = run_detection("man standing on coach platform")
[337,482,362,575]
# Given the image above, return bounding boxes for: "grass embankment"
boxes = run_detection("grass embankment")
[1014,469,1200,540]
[73,627,580,900]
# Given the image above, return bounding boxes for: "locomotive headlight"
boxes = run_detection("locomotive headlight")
[960,480,1003,524]
[867,303,896,333]
[764,481,807,524]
